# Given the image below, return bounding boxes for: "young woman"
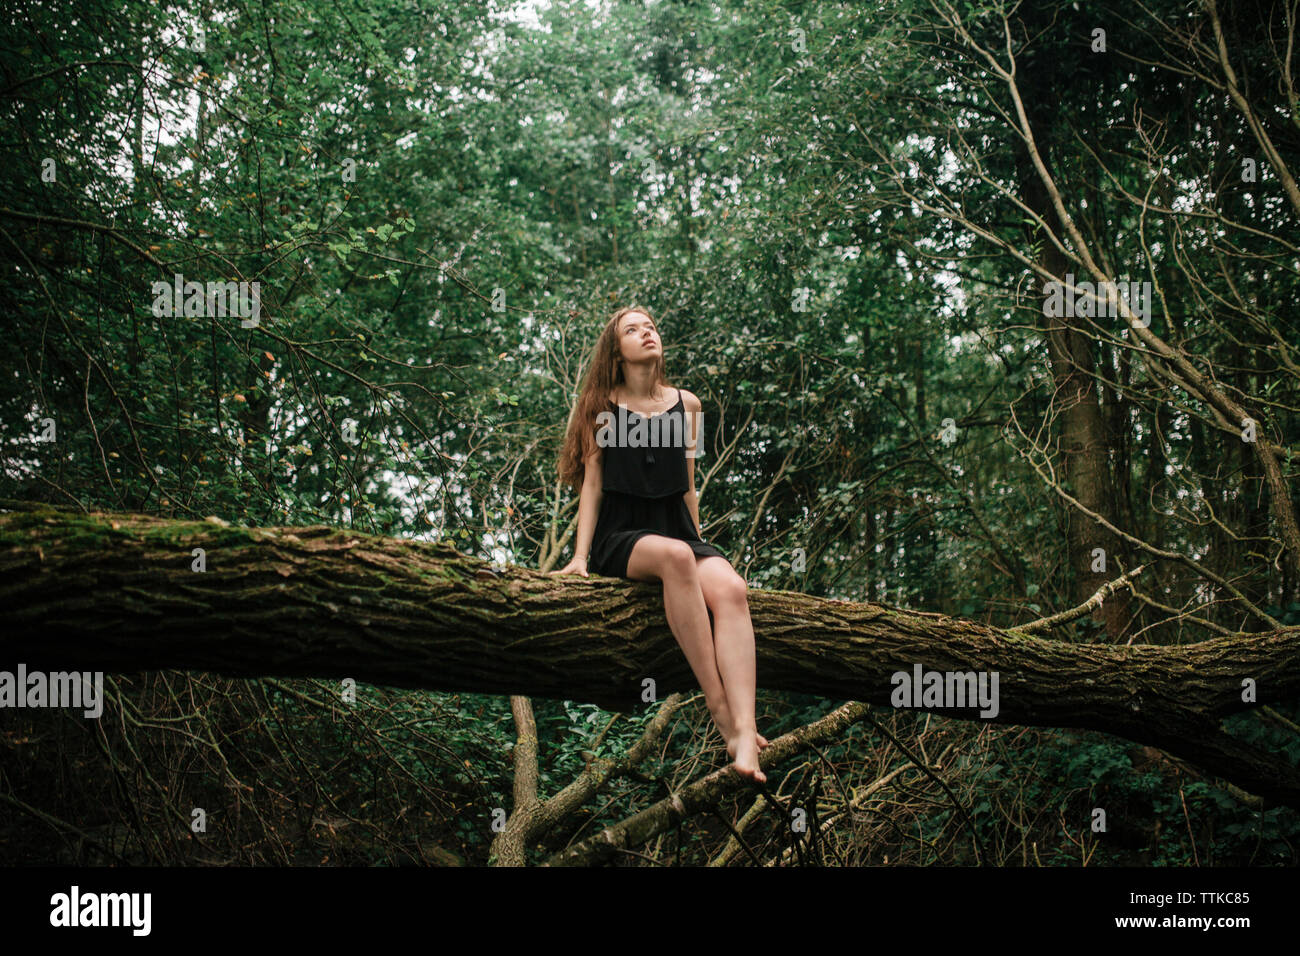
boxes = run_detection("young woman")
[553,305,769,782]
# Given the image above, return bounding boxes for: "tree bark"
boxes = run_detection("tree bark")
[2,502,1299,807]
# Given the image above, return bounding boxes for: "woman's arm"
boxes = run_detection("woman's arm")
[684,486,703,538]
[571,445,604,567]
[682,390,704,537]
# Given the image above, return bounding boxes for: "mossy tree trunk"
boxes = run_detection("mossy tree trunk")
[1,503,1298,807]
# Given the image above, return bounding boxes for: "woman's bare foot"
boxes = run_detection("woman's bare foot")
[731,731,766,783]
[726,731,770,759]
[711,700,769,758]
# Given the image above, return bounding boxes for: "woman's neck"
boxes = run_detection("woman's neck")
[618,366,662,401]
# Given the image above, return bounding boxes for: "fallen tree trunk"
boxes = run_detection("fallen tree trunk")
[1,503,1298,807]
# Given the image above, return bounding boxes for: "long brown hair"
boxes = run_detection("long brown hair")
[557,305,672,490]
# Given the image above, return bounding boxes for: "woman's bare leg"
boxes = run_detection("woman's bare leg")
[695,557,766,777]
[626,536,765,782]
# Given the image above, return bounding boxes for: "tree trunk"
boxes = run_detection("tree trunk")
[2,503,1299,806]
[998,3,1129,639]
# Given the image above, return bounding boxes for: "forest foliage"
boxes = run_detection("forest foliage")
[0,0,1297,865]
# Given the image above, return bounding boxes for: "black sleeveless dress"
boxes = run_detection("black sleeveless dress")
[588,387,728,578]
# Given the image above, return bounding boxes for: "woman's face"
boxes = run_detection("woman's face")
[616,311,661,364]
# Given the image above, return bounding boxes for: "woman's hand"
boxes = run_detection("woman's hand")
[554,556,589,577]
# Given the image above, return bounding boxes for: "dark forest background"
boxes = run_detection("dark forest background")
[1,0,1298,865]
